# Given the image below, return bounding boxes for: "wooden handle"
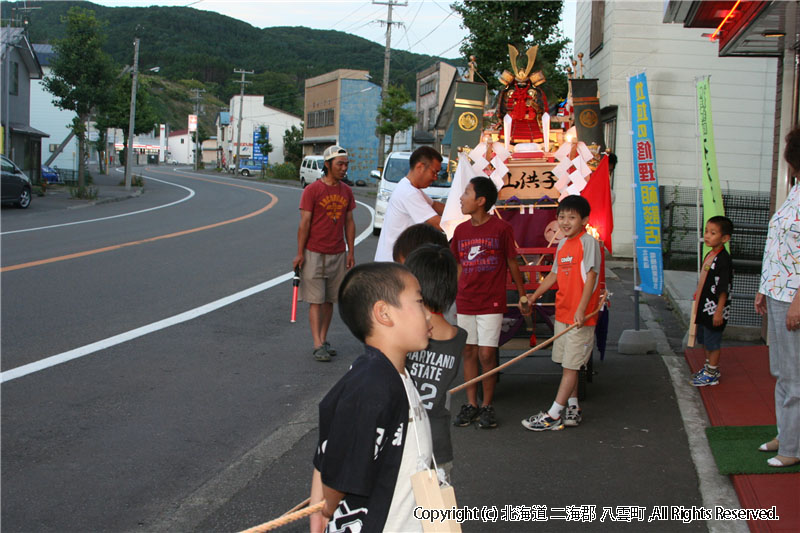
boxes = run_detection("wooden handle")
[239,501,324,533]
[449,294,607,395]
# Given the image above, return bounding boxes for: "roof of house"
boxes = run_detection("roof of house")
[169,129,189,137]
[32,43,55,66]
[1,28,43,79]
[217,111,230,125]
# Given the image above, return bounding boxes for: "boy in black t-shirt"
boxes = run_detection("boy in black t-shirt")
[691,216,734,387]
[309,262,434,533]
[405,244,467,481]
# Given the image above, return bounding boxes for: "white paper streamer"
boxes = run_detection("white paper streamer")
[542,112,550,152]
[490,155,508,189]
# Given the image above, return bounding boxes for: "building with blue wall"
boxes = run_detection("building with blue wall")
[302,69,381,184]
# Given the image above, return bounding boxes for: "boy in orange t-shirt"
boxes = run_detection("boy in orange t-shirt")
[521,195,602,431]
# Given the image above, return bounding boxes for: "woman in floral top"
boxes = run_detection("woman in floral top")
[754,128,800,468]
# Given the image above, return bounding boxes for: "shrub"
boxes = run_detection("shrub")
[264,162,297,181]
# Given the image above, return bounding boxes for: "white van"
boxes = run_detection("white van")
[372,151,451,236]
[299,155,324,187]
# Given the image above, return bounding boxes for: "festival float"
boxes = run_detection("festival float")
[442,46,615,400]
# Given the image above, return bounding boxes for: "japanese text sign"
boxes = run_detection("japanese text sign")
[628,72,663,295]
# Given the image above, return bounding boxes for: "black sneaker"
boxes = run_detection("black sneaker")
[478,405,497,429]
[454,404,479,427]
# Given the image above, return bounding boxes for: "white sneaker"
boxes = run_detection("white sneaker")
[564,405,582,427]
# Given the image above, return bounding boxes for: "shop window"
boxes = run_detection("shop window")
[428,106,437,129]
[307,108,334,129]
[590,1,605,58]
[10,62,19,96]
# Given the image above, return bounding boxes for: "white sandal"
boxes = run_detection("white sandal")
[767,455,800,467]
[758,438,779,452]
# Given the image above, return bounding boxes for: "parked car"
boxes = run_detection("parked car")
[1,155,32,208]
[299,155,324,187]
[41,165,60,183]
[372,151,450,235]
[228,158,263,176]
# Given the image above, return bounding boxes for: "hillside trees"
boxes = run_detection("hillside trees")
[452,1,570,104]
[376,86,417,153]
[43,5,114,193]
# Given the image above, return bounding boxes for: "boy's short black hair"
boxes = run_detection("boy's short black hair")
[557,194,591,219]
[707,215,734,237]
[470,176,498,211]
[409,146,443,170]
[392,223,448,262]
[338,262,410,342]
[404,244,457,313]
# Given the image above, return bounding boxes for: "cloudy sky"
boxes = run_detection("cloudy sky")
[93,0,577,60]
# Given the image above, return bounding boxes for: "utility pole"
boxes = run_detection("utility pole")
[124,37,140,191]
[373,0,406,169]
[190,88,206,171]
[233,68,253,175]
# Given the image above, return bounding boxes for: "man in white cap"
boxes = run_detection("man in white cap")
[293,145,356,362]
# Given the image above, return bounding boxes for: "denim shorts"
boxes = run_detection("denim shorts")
[697,324,723,351]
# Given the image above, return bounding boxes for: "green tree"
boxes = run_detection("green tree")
[283,124,303,168]
[95,76,159,174]
[376,85,417,153]
[256,125,273,168]
[43,6,115,193]
[451,1,569,104]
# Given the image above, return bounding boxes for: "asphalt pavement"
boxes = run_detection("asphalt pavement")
[11,165,749,532]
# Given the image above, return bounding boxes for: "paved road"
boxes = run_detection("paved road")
[1,167,376,532]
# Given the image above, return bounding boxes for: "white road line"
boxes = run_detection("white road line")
[0,176,195,235]
[0,200,375,383]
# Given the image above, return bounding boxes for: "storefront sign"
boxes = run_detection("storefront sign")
[628,72,663,295]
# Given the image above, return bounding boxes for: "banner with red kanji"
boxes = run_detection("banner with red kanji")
[628,72,663,295]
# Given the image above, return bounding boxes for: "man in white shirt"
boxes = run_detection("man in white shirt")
[374,146,446,261]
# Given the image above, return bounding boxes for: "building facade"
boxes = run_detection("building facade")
[575,0,777,258]
[30,43,79,172]
[1,27,48,181]
[302,69,381,183]
[414,61,457,147]
[217,96,301,168]
[167,129,193,164]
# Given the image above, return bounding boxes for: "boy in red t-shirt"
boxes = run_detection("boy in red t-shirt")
[522,195,602,431]
[450,177,529,429]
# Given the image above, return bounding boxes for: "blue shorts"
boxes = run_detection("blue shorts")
[697,324,723,351]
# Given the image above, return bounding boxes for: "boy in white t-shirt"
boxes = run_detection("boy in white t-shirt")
[374,146,446,261]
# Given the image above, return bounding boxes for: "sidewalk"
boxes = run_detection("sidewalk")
[663,270,799,533]
[35,166,142,210]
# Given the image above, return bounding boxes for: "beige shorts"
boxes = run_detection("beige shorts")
[552,320,595,370]
[299,250,346,304]
[457,313,503,347]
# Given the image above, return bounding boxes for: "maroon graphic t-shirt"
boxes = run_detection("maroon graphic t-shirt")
[299,179,355,254]
[450,216,517,315]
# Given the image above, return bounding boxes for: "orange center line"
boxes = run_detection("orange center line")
[1,175,278,273]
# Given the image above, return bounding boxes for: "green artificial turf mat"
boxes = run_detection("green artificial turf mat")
[705,425,800,475]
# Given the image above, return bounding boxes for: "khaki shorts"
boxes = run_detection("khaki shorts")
[457,313,503,347]
[552,320,595,370]
[299,250,346,304]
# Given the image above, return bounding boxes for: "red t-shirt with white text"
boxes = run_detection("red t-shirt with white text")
[450,217,517,315]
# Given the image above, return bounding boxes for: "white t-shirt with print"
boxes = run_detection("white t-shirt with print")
[383,371,433,533]
[374,177,437,262]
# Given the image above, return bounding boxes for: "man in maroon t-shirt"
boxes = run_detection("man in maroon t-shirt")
[293,145,356,362]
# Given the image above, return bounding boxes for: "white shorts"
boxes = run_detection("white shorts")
[457,313,503,347]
